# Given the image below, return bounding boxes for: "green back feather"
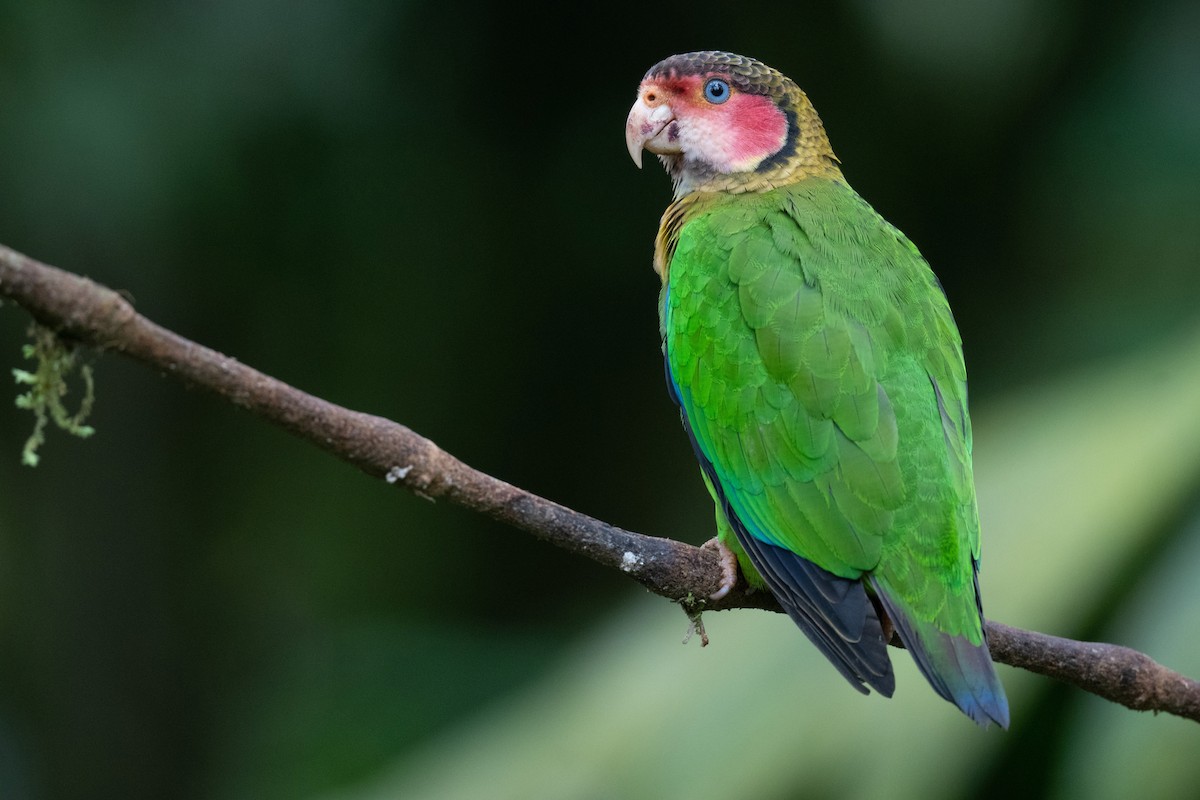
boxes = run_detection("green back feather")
[663,176,982,642]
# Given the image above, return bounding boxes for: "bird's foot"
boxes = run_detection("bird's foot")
[701,537,740,601]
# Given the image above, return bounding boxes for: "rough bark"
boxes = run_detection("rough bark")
[2,242,1196,724]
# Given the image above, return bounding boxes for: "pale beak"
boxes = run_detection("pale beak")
[625,93,678,168]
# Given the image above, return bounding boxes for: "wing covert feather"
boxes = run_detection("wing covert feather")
[660,178,992,708]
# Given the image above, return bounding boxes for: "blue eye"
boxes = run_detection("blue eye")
[704,78,730,104]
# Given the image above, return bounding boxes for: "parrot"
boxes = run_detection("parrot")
[625,51,1008,728]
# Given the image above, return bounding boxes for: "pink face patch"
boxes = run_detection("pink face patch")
[670,74,790,173]
[718,92,788,168]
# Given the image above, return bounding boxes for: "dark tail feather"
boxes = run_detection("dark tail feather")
[673,403,895,698]
[745,536,895,698]
[871,578,1010,728]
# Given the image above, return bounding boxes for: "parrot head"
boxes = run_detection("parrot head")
[626,51,840,197]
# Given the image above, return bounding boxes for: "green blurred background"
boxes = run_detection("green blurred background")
[1,1,1199,798]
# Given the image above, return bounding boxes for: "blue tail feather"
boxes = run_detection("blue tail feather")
[871,578,1010,728]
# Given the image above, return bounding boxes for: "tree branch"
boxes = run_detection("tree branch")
[2,242,1197,724]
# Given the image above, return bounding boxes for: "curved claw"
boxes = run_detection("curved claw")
[703,536,741,600]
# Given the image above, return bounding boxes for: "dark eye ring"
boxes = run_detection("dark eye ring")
[704,78,730,104]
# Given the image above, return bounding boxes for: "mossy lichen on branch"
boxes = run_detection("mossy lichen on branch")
[12,324,95,466]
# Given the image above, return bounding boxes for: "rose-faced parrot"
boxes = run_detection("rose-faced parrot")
[626,51,1008,727]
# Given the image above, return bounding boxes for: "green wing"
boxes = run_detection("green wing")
[665,180,920,577]
[663,178,1007,725]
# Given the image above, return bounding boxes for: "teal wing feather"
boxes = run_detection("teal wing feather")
[663,178,1008,726]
